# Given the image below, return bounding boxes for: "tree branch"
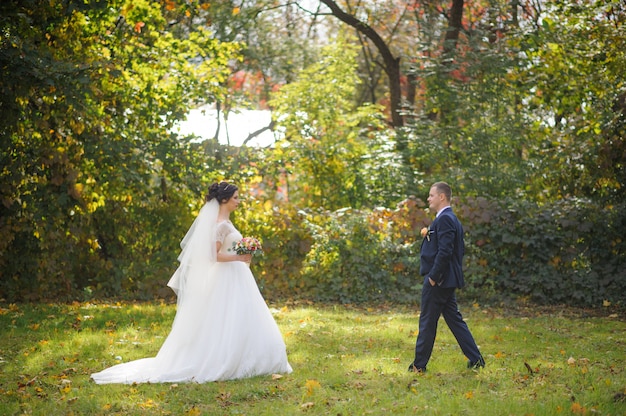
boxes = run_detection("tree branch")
[241,120,275,146]
[317,0,403,127]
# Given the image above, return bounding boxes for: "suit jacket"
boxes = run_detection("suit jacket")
[419,207,465,289]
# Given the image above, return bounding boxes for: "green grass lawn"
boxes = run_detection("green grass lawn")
[0,300,624,415]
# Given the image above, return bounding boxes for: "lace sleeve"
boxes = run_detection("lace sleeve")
[216,221,231,244]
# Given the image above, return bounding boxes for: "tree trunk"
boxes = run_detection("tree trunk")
[443,0,464,55]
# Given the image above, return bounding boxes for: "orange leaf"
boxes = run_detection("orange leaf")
[134,22,145,33]
[165,0,176,11]
[570,402,585,414]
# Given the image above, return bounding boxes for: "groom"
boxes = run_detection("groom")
[408,182,484,373]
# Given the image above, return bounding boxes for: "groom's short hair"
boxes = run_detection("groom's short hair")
[432,182,452,201]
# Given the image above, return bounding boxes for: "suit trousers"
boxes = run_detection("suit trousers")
[413,282,482,368]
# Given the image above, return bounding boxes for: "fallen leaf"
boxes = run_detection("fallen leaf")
[571,402,585,414]
[186,407,202,416]
[304,379,321,396]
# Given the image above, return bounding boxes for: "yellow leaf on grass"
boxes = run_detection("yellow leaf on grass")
[465,391,474,399]
[139,399,156,409]
[305,379,321,396]
[186,407,202,416]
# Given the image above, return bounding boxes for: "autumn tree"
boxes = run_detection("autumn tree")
[516,1,626,202]
[269,38,403,209]
[0,0,240,300]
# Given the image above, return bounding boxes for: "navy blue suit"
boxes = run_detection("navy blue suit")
[411,207,483,370]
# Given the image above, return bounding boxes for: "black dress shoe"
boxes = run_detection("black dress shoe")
[408,363,426,373]
[467,355,485,369]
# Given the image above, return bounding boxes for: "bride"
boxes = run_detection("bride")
[91,182,293,383]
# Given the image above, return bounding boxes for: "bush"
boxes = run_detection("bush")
[296,198,427,304]
[278,197,626,306]
[3,185,623,307]
[236,200,313,299]
[461,198,626,306]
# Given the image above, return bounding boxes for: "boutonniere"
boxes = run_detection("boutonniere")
[420,226,433,241]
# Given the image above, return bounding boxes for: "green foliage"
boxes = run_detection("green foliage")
[458,198,624,306]
[1,302,625,415]
[405,11,529,198]
[274,196,626,307]
[516,2,626,202]
[0,0,241,301]
[269,37,405,210]
[400,0,626,203]
[298,200,428,304]
[235,197,313,299]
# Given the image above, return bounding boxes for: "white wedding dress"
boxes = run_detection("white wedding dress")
[91,203,292,384]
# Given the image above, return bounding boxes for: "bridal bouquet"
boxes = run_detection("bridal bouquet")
[231,237,264,256]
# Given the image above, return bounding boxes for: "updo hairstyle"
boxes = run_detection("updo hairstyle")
[206,181,238,204]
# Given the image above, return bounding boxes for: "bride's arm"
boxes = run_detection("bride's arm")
[215,242,252,263]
